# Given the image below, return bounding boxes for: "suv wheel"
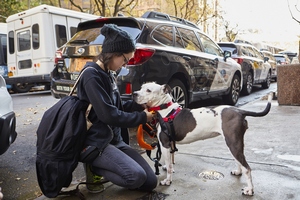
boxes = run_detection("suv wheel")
[241,72,253,95]
[168,79,188,108]
[262,71,271,89]
[222,74,240,105]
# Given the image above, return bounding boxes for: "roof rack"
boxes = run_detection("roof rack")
[141,11,200,30]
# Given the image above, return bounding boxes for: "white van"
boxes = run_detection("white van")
[0,23,8,81]
[6,4,99,93]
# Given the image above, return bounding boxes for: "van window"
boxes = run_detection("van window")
[55,24,67,48]
[177,27,200,51]
[8,31,14,54]
[0,34,7,65]
[70,27,77,38]
[32,24,39,49]
[18,30,31,51]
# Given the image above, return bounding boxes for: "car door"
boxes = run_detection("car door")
[196,32,236,93]
[252,47,269,81]
[246,46,263,81]
[176,27,215,93]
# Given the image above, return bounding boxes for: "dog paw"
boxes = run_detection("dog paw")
[242,187,254,196]
[160,179,172,186]
[231,170,242,176]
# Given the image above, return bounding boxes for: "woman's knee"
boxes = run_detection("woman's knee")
[127,169,147,189]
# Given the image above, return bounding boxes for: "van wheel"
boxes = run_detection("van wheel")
[12,83,33,93]
[168,79,188,108]
[222,74,240,105]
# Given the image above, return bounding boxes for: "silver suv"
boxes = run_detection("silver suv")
[51,11,243,107]
[218,42,272,95]
[0,75,17,155]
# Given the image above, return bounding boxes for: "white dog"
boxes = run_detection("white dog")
[133,82,272,196]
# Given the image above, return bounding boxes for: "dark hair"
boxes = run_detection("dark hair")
[94,52,123,71]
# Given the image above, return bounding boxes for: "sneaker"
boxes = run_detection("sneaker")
[84,163,105,193]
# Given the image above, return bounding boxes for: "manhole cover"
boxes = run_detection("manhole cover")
[198,170,224,180]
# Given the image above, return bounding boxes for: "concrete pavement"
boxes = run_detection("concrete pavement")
[36,97,300,200]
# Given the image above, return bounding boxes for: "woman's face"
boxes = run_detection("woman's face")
[108,52,134,71]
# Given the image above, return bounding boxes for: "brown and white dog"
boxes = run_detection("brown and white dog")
[133,82,273,196]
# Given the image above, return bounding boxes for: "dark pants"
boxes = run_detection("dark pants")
[91,141,157,191]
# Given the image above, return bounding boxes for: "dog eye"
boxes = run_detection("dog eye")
[146,89,151,93]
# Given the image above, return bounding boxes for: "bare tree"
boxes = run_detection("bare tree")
[287,0,300,23]
[65,0,137,16]
[220,16,239,42]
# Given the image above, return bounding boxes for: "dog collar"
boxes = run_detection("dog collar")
[148,102,173,112]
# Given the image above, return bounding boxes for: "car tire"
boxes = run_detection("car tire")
[262,71,271,89]
[222,74,240,106]
[168,79,188,108]
[241,72,253,95]
[12,83,33,93]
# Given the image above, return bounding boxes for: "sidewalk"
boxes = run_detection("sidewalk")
[36,97,300,200]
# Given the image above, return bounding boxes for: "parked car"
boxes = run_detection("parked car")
[0,75,17,155]
[260,50,277,81]
[278,50,297,62]
[218,42,272,95]
[274,53,290,65]
[51,11,243,107]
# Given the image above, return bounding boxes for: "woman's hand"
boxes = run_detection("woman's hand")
[144,109,155,122]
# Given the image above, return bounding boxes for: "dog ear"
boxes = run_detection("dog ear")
[162,84,172,94]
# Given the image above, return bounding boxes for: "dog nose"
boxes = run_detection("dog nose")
[133,92,138,97]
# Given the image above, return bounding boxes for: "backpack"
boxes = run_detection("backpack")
[36,67,92,198]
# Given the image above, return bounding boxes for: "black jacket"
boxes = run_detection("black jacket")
[77,62,146,152]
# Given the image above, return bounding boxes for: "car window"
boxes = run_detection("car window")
[70,26,141,45]
[218,44,238,56]
[177,27,201,51]
[240,45,248,56]
[152,25,174,46]
[247,46,255,57]
[198,33,223,56]
[174,28,185,48]
[252,47,263,60]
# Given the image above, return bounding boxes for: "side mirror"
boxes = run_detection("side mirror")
[264,57,269,62]
[223,50,231,61]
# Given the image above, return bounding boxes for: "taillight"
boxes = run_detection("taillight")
[125,83,132,94]
[128,48,155,65]
[54,50,63,64]
[233,58,243,65]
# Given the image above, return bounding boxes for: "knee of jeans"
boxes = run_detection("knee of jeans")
[128,170,147,188]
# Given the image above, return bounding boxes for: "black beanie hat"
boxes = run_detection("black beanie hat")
[101,24,136,53]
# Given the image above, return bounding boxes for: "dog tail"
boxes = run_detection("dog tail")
[240,92,273,117]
